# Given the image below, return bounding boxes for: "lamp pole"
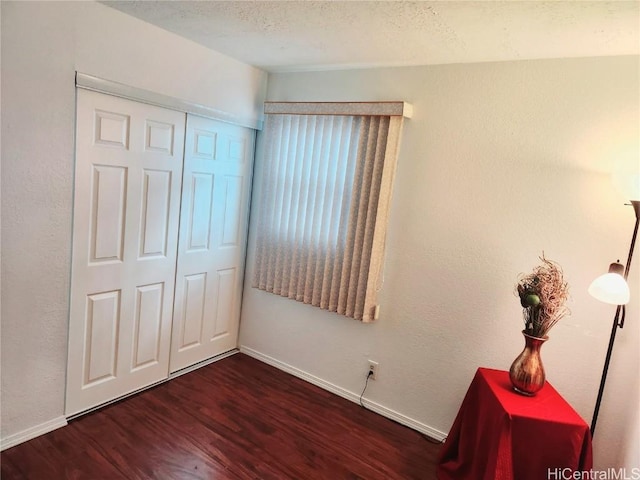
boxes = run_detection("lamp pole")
[590,200,639,436]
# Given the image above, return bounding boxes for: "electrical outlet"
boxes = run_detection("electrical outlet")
[368,360,379,380]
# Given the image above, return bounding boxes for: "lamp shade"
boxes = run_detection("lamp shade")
[612,157,640,201]
[588,262,630,305]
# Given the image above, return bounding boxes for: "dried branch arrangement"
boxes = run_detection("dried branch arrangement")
[515,255,570,338]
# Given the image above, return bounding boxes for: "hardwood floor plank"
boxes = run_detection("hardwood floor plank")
[4,430,127,480]
[1,354,440,479]
[0,453,25,479]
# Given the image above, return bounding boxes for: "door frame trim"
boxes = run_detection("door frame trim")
[76,72,263,130]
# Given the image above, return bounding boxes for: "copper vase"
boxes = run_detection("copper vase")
[509,330,548,396]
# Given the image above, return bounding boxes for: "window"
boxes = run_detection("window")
[252,102,411,321]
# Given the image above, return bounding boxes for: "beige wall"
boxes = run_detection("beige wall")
[240,57,639,470]
[0,0,266,443]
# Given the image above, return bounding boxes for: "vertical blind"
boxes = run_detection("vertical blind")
[253,102,410,322]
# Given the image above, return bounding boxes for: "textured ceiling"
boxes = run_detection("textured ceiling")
[102,1,640,72]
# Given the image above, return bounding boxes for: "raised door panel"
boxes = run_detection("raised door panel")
[186,173,214,252]
[90,166,127,263]
[145,120,175,155]
[139,169,172,259]
[211,268,236,339]
[94,110,130,149]
[131,283,164,371]
[169,115,254,373]
[220,176,243,247]
[67,90,185,416]
[84,290,121,386]
[179,273,207,350]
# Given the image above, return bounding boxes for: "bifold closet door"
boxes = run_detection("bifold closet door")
[66,90,185,416]
[169,115,255,373]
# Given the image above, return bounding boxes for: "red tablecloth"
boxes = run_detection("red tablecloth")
[437,368,593,480]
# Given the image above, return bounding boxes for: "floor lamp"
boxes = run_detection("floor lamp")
[587,164,639,436]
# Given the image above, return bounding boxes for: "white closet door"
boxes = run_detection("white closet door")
[169,115,254,373]
[66,90,185,416]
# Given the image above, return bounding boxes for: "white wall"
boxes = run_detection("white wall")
[240,57,639,470]
[0,0,266,444]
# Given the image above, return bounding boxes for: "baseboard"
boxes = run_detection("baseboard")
[1,416,67,451]
[239,345,447,442]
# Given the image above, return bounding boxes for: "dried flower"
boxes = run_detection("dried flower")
[515,255,570,338]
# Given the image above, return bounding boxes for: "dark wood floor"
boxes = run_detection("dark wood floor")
[1,353,441,479]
